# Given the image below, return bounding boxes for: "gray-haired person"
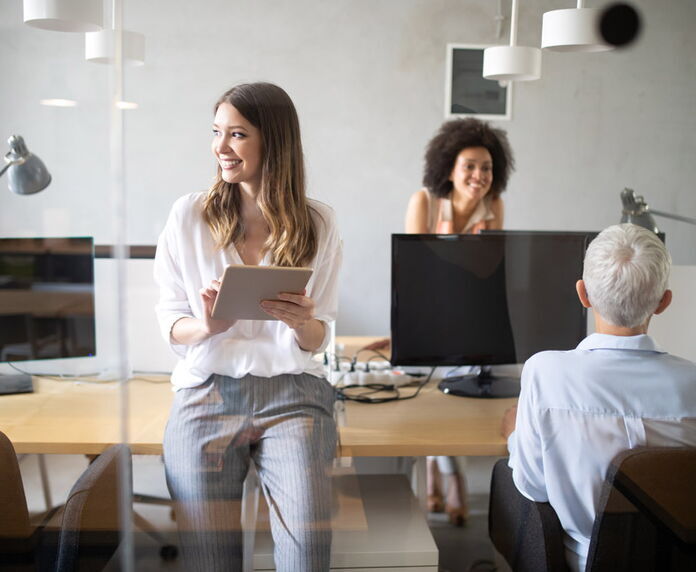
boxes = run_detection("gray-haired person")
[502,223,696,572]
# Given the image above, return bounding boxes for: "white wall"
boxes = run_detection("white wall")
[2,1,695,371]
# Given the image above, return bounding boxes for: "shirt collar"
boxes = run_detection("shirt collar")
[577,333,665,353]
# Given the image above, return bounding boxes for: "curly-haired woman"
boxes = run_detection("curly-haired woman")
[405,117,514,234]
[405,117,515,526]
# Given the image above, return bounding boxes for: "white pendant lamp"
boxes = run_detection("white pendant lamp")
[85,29,145,65]
[542,0,613,52]
[483,0,541,82]
[23,0,103,32]
[85,0,144,65]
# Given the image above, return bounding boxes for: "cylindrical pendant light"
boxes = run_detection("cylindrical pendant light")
[483,0,541,82]
[85,0,145,65]
[542,1,613,52]
[85,29,145,65]
[23,0,103,32]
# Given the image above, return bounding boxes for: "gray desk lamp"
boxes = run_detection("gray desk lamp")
[620,188,696,233]
[0,135,50,394]
[0,135,51,195]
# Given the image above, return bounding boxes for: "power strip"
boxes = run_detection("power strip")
[343,370,415,387]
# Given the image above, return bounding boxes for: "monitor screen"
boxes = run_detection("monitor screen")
[0,237,96,364]
[390,232,591,368]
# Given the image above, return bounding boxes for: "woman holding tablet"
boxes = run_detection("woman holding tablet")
[405,118,515,526]
[154,82,341,571]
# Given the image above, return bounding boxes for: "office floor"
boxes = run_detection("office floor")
[19,454,507,572]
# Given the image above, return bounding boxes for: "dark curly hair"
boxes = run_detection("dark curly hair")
[422,118,515,199]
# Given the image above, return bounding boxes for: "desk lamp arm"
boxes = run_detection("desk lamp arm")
[649,209,696,227]
[0,158,19,178]
[620,188,696,233]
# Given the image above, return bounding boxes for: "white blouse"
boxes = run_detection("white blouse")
[154,192,342,389]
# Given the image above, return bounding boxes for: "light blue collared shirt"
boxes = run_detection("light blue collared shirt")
[508,333,696,572]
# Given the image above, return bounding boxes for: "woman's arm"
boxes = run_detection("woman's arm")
[292,318,326,352]
[405,189,431,233]
[170,279,236,345]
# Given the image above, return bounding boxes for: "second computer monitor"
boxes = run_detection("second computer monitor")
[391,231,592,396]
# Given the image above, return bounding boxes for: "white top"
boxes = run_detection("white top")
[507,333,696,572]
[426,192,495,234]
[154,192,342,389]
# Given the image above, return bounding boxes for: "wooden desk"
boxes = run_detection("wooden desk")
[334,335,512,457]
[0,374,511,457]
[339,382,511,457]
[0,377,171,455]
[0,337,507,571]
[0,328,509,456]
[0,378,443,571]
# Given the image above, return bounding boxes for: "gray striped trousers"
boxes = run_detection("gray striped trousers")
[163,373,337,571]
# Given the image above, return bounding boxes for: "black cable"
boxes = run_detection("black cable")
[335,367,435,404]
[366,354,391,368]
[3,363,170,384]
[355,347,391,363]
[6,362,30,375]
[128,375,171,384]
[4,362,100,383]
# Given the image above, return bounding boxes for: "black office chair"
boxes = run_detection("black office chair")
[54,444,130,572]
[489,448,696,572]
[488,457,568,572]
[0,430,37,571]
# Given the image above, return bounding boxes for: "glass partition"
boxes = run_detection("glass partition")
[1,1,137,570]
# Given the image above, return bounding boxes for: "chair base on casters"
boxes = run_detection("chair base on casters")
[132,493,178,561]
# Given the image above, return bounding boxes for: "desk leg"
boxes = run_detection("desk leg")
[411,457,427,513]
[37,454,53,511]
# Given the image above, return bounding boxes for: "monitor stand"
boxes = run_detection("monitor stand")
[438,365,519,398]
[0,373,34,395]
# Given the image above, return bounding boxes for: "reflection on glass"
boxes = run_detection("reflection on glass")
[0,237,96,363]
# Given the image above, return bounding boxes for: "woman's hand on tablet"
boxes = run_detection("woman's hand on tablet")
[261,291,325,351]
[260,291,314,329]
[200,278,236,336]
[170,279,236,344]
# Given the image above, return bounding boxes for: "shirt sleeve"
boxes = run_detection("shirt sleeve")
[507,355,549,502]
[153,201,194,358]
[307,205,342,353]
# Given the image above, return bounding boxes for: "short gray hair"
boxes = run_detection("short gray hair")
[583,224,671,328]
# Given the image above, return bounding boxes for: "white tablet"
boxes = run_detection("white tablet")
[211,264,313,321]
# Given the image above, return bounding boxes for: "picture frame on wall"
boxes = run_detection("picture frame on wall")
[445,43,512,120]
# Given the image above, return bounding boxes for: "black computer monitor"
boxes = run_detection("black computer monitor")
[390,231,594,398]
[0,237,96,394]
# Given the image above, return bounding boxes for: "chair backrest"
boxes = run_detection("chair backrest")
[55,444,132,572]
[488,458,570,572]
[491,449,696,572]
[0,430,35,570]
[586,447,696,572]
[0,431,32,539]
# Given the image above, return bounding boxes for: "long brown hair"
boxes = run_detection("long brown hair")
[203,82,317,267]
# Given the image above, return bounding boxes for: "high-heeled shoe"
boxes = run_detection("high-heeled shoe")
[426,457,445,513]
[444,471,469,527]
